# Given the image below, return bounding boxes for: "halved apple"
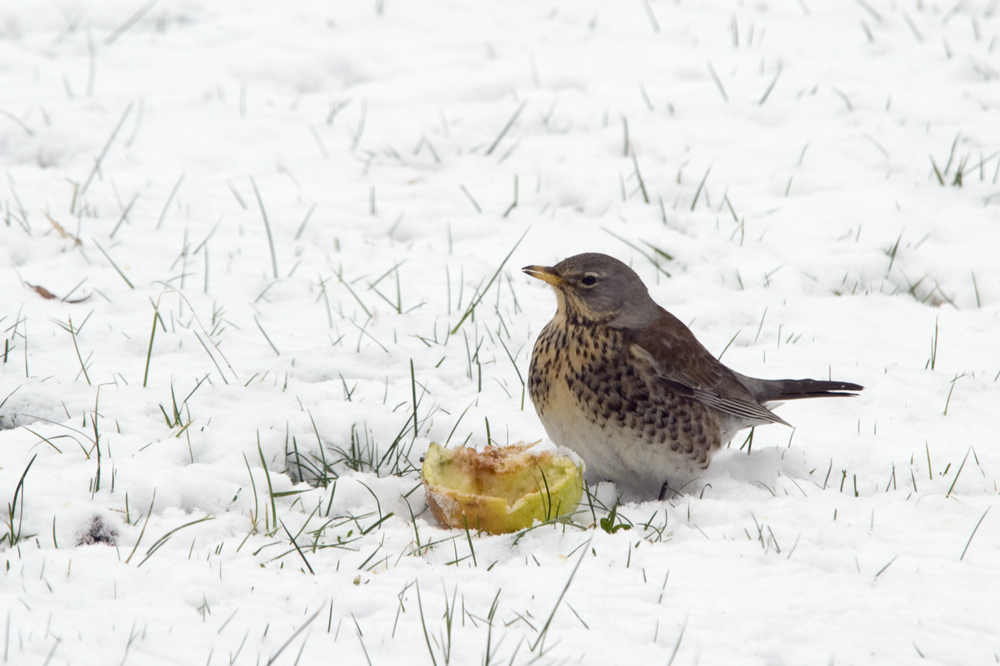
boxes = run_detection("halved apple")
[421,442,584,534]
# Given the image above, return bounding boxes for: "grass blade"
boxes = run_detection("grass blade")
[960,507,990,561]
[250,176,279,279]
[93,240,135,289]
[450,229,527,334]
[485,101,527,156]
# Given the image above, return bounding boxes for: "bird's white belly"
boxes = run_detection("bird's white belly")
[537,382,708,498]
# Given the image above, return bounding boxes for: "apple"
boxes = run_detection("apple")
[421,441,584,534]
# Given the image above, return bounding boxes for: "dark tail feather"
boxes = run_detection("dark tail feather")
[755,378,863,402]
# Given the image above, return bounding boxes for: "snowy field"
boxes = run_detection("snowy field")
[2,0,1000,664]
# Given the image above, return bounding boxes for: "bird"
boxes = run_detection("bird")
[523,252,863,500]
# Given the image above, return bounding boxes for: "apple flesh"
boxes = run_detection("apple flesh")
[421,442,584,534]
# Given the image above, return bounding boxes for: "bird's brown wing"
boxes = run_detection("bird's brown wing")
[629,309,787,426]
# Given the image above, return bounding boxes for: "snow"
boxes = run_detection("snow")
[2,0,999,663]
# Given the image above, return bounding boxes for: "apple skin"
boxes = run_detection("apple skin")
[421,442,584,534]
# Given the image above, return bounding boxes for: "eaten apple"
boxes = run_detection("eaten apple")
[421,441,584,534]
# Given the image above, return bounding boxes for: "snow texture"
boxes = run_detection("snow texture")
[2,0,999,664]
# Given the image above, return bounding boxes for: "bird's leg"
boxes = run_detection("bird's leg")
[658,480,686,501]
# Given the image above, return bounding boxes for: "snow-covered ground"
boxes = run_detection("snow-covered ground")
[2,1,999,663]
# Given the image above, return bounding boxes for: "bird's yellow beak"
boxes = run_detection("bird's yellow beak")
[522,265,564,286]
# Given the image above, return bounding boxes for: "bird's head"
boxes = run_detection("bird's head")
[523,253,658,327]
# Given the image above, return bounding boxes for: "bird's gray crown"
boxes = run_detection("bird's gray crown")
[550,253,659,327]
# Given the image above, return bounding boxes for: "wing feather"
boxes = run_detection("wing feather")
[628,310,787,427]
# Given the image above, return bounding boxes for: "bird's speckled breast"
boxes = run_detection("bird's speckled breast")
[528,316,723,495]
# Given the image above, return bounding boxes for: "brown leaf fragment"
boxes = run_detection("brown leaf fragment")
[27,283,57,299]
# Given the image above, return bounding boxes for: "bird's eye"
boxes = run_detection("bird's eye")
[581,275,598,286]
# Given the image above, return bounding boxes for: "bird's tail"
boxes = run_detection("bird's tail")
[753,378,863,403]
